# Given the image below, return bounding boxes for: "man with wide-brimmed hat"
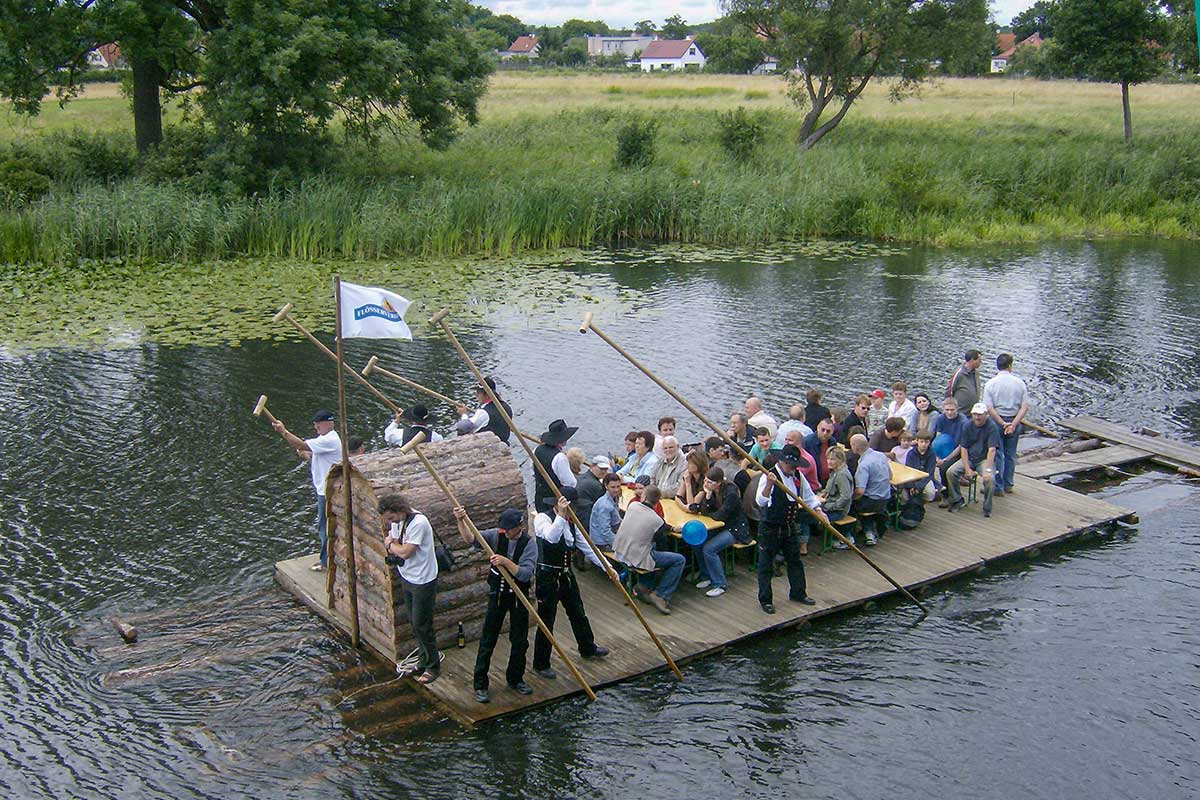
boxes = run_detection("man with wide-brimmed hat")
[755,444,822,613]
[272,409,342,572]
[531,487,608,679]
[532,418,579,512]
[452,376,514,444]
[384,404,443,448]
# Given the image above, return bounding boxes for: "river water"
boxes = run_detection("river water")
[1,240,1197,799]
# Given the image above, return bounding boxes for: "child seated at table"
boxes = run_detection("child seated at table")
[867,390,888,435]
[890,431,915,465]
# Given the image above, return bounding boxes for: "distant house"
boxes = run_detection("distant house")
[501,35,540,60]
[637,37,707,72]
[86,43,124,69]
[991,33,1043,73]
[586,35,657,59]
[751,56,779,75]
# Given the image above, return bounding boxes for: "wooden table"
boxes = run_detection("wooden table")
[619,487,724,531]
[890,460,929,487]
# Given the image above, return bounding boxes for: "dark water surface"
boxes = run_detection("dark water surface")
[2,241,1198,799]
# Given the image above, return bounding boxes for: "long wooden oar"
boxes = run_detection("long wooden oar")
[579,312,929,617]
[272,304,403,416]
[399,432,597,702]
[1023,420,1058,437]
[429,308,685,680]
[364,355,544,447]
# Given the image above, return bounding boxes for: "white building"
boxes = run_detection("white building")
[500,35,540,61]
[586,35,657,59]
[637,38,707,72]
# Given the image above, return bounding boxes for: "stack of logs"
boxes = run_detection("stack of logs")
[325,434,526,663]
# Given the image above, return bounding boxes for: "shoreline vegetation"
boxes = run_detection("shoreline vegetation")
[3,74,1200,264]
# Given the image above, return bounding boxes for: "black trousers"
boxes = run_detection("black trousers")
[757,522,807,605]
[532,569,597,669]
[401,576,439,674]
[474,586,530,690]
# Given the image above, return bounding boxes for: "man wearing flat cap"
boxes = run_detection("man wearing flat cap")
[454,506,538,704]
[273,409,342,572]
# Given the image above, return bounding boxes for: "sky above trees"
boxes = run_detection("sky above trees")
[477,0,1035,29]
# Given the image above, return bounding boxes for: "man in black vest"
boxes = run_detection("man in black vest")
[452,376,513,444]
[384,404,443,447]
[754,444,822,613]
[531,488,608,679]
[532,419,579,512]
[454,506,538,704]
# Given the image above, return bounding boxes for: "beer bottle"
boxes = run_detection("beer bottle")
[456,621,465,649]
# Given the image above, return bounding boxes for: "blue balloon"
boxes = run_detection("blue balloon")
[933,433,957,460]
[681,519,708,546]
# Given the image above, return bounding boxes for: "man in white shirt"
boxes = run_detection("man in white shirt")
[531,488,609,679]
[652,416,677,459]
[745,396,778,439]
[532,419,579,510]
[755,444,823,612]
[273,409,343,571]
[383,404,444,447]
[773,404,814,447]
[380,493,441,684]
[982,353,1030,495]
[887,381,919,434]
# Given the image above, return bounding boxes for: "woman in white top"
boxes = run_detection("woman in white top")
[380,493,440,684]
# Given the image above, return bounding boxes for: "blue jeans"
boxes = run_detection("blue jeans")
[697,530,735,589]
[639,549,686,600]
[998,417,1019,490]
[316,494,328,568]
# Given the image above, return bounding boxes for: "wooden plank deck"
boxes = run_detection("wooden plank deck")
[277,477,1134,726]
[1061,416,1200,474]
[1016,444,1154,479]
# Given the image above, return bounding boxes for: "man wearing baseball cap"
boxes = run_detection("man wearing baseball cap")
[453,506,537,703]
[945,402,1001,517]
[273,409,342,571]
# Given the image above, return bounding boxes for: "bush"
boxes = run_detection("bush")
[717,107,766,162]
[615,118,657,168]
[0,161,52,204]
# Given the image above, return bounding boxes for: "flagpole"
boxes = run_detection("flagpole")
[333,275,361,648]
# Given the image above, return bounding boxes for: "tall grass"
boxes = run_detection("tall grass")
[4,83,1200,263]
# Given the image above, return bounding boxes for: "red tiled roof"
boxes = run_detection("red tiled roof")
[998,32,1043,59]
[506,35,538,53]
[639,38,701,59]
[996,33,1016,55]
[96,42,123,68]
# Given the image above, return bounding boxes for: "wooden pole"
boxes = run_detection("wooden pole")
[272,303,403,416]
[578,312,929,617]
[399,433,597,702]
[428,308,685,680]
[364,355,545,446]
[1023,420,1058,438]
[333,277,361,648]
[252,394,279,425]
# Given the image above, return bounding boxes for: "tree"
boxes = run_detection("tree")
[561,19,610,39]
[0,0,491,167]
[478,13,528,46]
[634,19,656,35]
[662,14,690,39]
[912,0,995,75]
[727,0,971,149]
[695,31,768,72]
[1054,0,1166,144]
[1012,0,1058,40]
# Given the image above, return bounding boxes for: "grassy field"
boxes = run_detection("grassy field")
[3,73,1200,263]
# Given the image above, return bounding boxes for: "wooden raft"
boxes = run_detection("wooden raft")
[289,434,526,664]
[1016,444,1154,479]
[1061,416,1200,477]
[278,473,1135,727]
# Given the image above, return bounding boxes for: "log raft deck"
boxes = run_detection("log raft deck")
[268,415,1200,727]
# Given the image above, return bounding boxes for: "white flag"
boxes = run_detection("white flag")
[337,281,413,340]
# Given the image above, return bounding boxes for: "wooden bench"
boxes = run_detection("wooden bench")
[727,539,758,573]
[824,515,856,554]
[602,551,657,596]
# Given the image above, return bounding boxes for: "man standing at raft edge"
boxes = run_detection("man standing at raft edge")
[983,353,1029,495]
[946,349,983,413]
[272,410,342,572]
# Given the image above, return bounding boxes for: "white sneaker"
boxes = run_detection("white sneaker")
[695,579,712,590]
[705,586,726,597]
[865,532,877,546]
[834,538,852,550]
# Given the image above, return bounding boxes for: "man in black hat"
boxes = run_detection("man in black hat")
[453,506,538,703]
[531,488,608,679]
[754,444,823,613]
[384,404,443,448]
[453,376,514,444]
[273,409,342,572]
[532,419,579,512]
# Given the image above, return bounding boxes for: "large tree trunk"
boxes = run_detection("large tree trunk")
[1121,80,1132,146]
[130,56,164,154]
[325,434,526,663]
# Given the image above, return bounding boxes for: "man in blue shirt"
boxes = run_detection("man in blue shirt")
[850,434,891,546]
[588,472,624,549]
[946,403,1001,517]
[930,396,969,504]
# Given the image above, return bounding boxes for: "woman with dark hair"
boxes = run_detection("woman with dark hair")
[695,466,751,597]
[913,392,941,434]
[803,388,832,432]
[380,492,440,684]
